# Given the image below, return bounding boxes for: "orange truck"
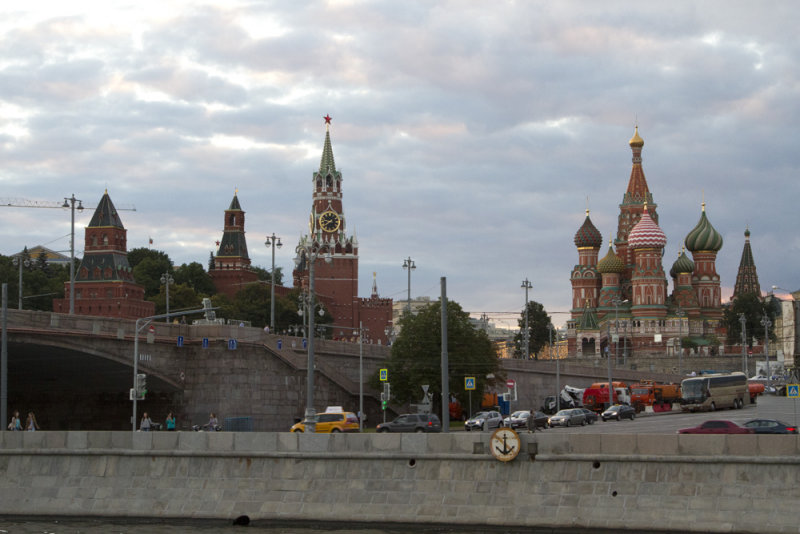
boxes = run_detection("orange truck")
[582,381,631,412]
[630,380,681,413]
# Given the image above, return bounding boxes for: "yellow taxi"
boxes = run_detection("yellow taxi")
[290,411,359,433]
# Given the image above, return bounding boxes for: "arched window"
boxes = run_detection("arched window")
[326,175,333,189]
[102,234,109,245]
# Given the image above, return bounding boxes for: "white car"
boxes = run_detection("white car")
[464,411,503,431]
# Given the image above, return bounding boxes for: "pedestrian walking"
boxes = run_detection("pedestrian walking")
[140,412,153,432]
[26,412,39,431]
[7,410,22,431]
[206,412,218,431]
[165,412,176,431]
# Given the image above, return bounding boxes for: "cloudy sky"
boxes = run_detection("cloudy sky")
[1,1,798,329]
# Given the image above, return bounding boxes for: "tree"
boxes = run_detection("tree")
[513,300,553,359]
[173,262,216,296]
[379,300,500,416]
[150,284,203,317]
[724,293,777,346]
[250,264,284,286]
[129,248,172,298]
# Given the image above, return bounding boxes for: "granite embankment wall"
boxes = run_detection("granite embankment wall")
[1,430,798,533]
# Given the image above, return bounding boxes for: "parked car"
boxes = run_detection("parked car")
[464,411,503,431]
[601,404,636,422]
[504,410,531,429]
[548,409,586,427]
[290,411,359,433]
[376,413,442,433]
[678,420,754,434]
[527,410,551,430]
[578,408,598,424]
[743,419,798,434]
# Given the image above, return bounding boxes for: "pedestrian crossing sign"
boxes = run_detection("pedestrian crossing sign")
[465,377,476,390]
[787,384,800,398]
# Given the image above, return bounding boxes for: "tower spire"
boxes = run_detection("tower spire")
[319,115,336,174]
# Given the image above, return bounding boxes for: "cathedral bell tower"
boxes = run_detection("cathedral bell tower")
[293,115,359,330]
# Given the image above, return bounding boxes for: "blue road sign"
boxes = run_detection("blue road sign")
[380,369,388,382]
[202,338,209,349]
[228,339,237,350]
[787,384,800,398]
[465,377,476,390]
[177,336,184,347]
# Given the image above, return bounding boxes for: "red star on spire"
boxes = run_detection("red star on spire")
[324,114,332,124]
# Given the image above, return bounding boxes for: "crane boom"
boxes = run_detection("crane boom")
[0,197,136,211]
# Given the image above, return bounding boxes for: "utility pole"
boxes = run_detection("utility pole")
[739,313,747,374]
[521,279,532,359]
[403,257,416,314]
[761,313,772,379]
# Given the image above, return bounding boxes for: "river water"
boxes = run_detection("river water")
[0,517,613,534]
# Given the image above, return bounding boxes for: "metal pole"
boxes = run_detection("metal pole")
[676,308,685,376]
[68,195,78,315]
[607,322,613,409]
[403,257,415,314]
[740,314,747,375]
[305,257,317,432]
[267,234,281,331]
[359,320,363,432]
[556,328,561,412]
[1,284,8,428]
[522,279,531,359]
[133,318,141,431]
[17,257,24,310]
[762,314,772,379]
[614,301,619,367]
[441,277,449,432]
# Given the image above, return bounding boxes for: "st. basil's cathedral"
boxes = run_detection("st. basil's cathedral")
[566,127,725,358]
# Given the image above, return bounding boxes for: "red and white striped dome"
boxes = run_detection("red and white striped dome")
[628,207,666,249]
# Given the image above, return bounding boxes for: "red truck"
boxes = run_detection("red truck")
[582,382,631,412]
[630,380,681,413]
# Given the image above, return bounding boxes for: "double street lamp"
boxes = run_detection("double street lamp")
[761,313,772,379]
[402,257,416,314]
[62,195,84,315]
[675,308,685,376]
[521,279,532,359]
[265,234,282,331]
[160,272,174,323]
[11,254,30,310]
[294,237,334,432]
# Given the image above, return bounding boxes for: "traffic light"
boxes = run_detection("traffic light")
[136,373,147,399]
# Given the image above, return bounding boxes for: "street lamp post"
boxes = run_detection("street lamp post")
[160,272,174,323]
[62,195,84,315]
[675,308,685,376]
[611,298,628,367]
[295,238,334,433]
[761,313,772,380]
[739,313,748,374]
[11,254,30,310]
[265,234,282,331]
[521,279,532,359]
[402,257,415,314]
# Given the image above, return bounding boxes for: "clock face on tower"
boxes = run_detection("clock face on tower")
[320,210,341,232]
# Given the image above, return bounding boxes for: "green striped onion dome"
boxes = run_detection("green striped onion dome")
[669,250,695,278]
[684,205,723,252]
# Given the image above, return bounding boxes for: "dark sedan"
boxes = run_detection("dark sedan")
[578,408,598,424]
[678,420,754,434]
[601,404,636,421]
[376,413,441,433]
[743,419,798,434]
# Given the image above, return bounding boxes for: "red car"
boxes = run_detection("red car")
[678,420,755,434]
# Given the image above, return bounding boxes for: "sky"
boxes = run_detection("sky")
[1,1,798,329]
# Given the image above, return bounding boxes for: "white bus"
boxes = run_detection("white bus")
[680,372,747,412]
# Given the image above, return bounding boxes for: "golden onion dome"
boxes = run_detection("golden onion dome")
[629,126,644,148]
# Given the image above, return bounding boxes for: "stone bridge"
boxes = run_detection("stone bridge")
[3,309,687,431]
